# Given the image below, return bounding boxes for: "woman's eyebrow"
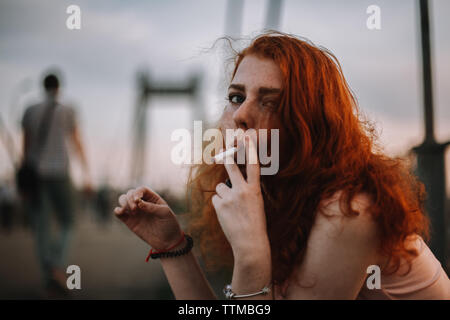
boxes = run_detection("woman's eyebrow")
[228,84,245,91]
[258,87,281,95]
[228,84,281,95]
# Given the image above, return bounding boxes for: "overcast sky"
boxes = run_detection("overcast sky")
[0,0,449,194]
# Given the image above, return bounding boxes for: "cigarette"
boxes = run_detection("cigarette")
[213,147,238,163]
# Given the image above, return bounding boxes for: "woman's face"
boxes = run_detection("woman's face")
[221,54,283,143]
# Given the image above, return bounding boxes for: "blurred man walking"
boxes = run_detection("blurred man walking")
[20,72,91,297]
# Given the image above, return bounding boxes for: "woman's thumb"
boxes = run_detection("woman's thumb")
[137,199,167,217]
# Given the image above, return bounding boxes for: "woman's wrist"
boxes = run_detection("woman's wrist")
[168,235,188,251]
[233,237,271,268]
[146,233,193,262]
[156,231,186,252]
[231,243,272,300]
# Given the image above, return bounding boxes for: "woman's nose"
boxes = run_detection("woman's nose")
[232,102,253,130]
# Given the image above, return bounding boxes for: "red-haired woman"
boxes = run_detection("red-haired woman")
[115,33,449,299]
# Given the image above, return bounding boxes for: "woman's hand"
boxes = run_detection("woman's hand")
[212,136,270,260]
[114,187,183,251]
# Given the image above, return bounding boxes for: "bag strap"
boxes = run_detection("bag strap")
[35,101,57,160]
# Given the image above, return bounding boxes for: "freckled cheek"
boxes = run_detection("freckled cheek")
[262,118,284,157]
[250,118,269,152]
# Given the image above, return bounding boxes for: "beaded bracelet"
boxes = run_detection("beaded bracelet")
[145,234,193,262]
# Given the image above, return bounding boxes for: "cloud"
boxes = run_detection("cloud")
[0,0,449,190]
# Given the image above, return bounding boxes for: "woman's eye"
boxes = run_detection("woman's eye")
[262,100,277,109]
[228,94,245,105]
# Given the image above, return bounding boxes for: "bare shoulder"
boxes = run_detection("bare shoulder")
[281,191,381,299]
[314,190,379,242]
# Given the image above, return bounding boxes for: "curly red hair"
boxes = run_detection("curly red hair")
[187,32,429,287]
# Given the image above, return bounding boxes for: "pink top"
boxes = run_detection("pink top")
[357,235,450,299]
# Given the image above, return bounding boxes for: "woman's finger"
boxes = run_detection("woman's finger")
[223,153,245,187]
[215,182,230,198]
[132,188,144,202]
[245,135,260,186]
[211,194,220,209]
[114,206,124,216]
[135,186,166,205]
[118,194,128,208]
[126,189,137,211]
[137,199,167,218]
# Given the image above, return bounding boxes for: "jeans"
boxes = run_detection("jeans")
[26,175,74,287]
